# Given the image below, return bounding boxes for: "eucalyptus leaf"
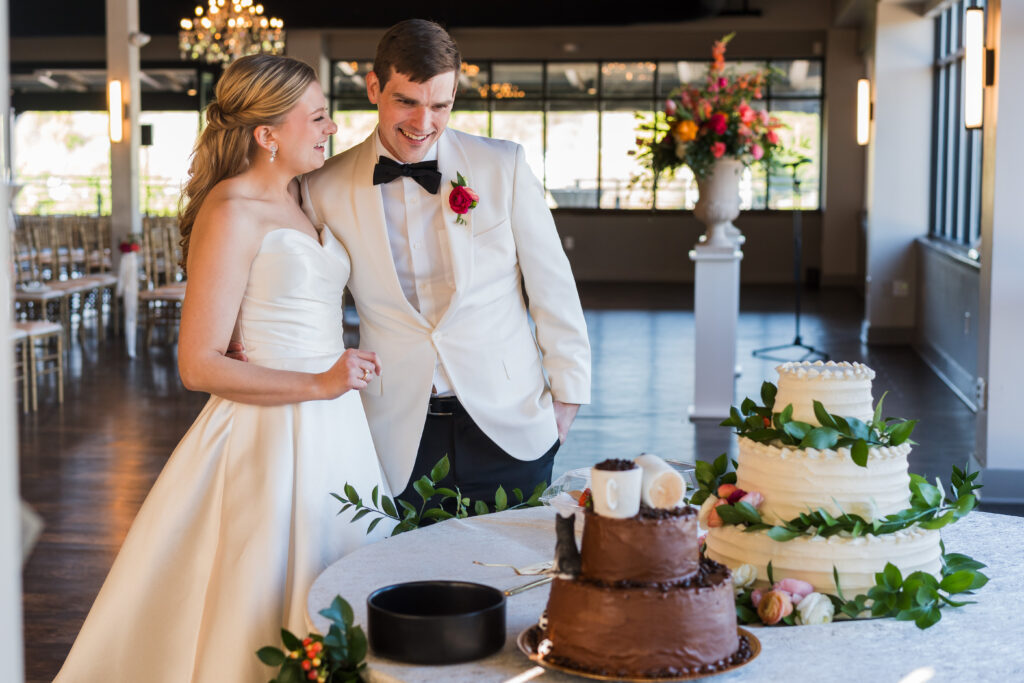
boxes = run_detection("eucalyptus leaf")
[343,483,360,506]
[422,508,455,521]
[915,607,941,629]
[800,427,840,450]
[888,420,917,446]
[783,421,811,441]
[713,453,728,475]
[845,417,871,440]
[920,511,955,530]
[715,505,747,525]
[779,403,794,424]
[939,570,977,594]
[741,397,757,415]
[513,488,524,503]
[882,563,903,590]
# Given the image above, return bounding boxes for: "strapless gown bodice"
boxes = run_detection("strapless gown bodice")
[238,227,349,368]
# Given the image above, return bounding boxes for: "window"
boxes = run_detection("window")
[331,58,824,211]
[930,1,984,249]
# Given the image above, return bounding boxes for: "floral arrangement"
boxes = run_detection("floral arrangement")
[634,33,785,180]
[258,595,367,683]
[118,234,142,253]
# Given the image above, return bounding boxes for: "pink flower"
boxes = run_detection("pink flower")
[697,532,707,555]
[758,110,770,124]
[772,578,815,604]
[739,491,764,508]
[707,112,728,135]
[751,143,764,160]
[766,129,779,145]
[718,77,728,89]
[738,124,752,138]
[738,102,755,124]
[751,588,764,607]
[664,98,677,116]
[711,141,726,159]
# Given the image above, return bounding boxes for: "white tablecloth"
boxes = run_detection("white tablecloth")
[308,507,1024,683]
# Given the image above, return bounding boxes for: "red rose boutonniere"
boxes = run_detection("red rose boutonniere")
[448,172,479,225]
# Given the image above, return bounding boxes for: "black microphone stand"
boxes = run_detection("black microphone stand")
[752,158,829,363]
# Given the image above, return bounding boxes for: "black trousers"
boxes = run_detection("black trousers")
[396,395,559,515]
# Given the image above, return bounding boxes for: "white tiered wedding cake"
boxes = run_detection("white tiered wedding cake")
[704,361,943,595]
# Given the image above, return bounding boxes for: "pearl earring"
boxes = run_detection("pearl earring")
[270,145,278,163]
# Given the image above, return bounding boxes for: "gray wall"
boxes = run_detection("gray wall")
[915,239,980,408]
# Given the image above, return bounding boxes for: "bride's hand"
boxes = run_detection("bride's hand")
[317,349,382,398]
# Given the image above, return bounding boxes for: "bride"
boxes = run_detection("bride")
[55,55,391,682]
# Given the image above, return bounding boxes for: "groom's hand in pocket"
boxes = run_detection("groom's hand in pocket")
[225,339,248,363]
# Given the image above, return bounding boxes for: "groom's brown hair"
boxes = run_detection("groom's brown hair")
[373,19,461,89]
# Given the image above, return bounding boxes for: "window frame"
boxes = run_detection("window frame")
[331,57,825,212]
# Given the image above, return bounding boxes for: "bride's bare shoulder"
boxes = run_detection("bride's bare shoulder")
[192,180,266,245]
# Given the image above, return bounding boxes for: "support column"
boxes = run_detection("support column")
[977,0,1024,502]
[1,0,27,674]
[106,0,142,247]
[861,3,933,345]
[688,243,742,421]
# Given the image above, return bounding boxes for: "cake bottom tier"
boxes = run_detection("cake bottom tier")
[544,561,740,678]
[705,524,942,595]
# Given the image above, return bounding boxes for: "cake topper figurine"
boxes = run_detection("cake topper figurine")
[552,513,582,579]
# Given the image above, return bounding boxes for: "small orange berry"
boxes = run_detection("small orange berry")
[302,660,312,671]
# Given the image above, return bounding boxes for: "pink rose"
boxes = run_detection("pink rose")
[738,103,755,124]
[739,491,764,508]
[718,77,728,89]
[665,98,677,116]
[772,578,815,604]
[766,130,779,145]
[751,143,764,160]
[751,588,764,607]
[711,141,726,159]
[759,110,770,124]
[449,185,478,215]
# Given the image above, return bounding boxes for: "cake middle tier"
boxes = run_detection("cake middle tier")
[737,437,913,523]
[580,506,699,583]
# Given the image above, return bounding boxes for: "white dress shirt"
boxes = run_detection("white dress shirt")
[374,131,456,395]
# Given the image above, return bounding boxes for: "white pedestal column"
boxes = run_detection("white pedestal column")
[688,242,742,421]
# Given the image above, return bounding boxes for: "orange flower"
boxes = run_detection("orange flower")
[757,590,794,625]
[671,120,699,143]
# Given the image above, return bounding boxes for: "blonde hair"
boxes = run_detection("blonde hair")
[178,54,316,269]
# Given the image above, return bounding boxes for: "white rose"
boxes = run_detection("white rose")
[698,495,719,528]
[731,564,757,593]
[795,592,835,625]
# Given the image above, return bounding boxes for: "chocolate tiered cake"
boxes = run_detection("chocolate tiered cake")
[541,460,752,678]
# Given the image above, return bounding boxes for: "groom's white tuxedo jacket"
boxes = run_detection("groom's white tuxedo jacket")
[302,128,591,492]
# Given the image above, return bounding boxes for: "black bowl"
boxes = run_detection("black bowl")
[367,580,507,664]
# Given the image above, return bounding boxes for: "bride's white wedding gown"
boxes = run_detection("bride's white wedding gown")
[55,228,392,683]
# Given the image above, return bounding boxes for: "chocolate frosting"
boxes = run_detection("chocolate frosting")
[545,560,740,676]
[580,507,699,583]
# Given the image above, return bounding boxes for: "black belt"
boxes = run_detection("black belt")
[427,395,459,417]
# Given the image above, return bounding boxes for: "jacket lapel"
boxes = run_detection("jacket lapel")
[436,130,474,326]
[352,131,430,328]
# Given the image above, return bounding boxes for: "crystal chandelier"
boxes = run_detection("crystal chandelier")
[179,0,285,65]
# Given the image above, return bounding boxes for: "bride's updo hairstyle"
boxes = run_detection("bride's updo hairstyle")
[178,54,316,269]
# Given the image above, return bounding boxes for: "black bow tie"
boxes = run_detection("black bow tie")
[372,156,442,195]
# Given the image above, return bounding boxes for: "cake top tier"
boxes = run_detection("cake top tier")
[774,360,875,424]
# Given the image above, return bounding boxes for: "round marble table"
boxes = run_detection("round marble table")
[308,507,1024,682]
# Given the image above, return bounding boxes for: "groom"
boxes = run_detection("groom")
[301,19,591,507]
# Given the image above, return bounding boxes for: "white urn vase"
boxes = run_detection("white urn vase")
[693,157,744,248]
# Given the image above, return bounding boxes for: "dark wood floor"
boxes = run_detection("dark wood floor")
[17,284,1020,683]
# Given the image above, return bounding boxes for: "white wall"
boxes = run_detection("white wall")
[2,0,28,673]
[977,0,1024,500]
[862,3,933,343]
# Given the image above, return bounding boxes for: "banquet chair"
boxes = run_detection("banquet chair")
[15,320,65,411]
[139,219,186,345]
[11,327,30,414]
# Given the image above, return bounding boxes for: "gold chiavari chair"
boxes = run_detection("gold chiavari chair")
[15,320,64,411]
[139,217,186,345]
[11,327,30,414]
[12,228,71,336]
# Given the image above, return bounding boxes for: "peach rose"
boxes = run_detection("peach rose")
[757,590,794,625]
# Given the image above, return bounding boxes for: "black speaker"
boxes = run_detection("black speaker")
[140,124,153,146]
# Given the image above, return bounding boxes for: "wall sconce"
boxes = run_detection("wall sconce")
[108,79,124,143]
[964,7,985,129]
[856,78,871,146]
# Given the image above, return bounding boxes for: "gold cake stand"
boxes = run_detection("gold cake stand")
[517,624,761,682]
